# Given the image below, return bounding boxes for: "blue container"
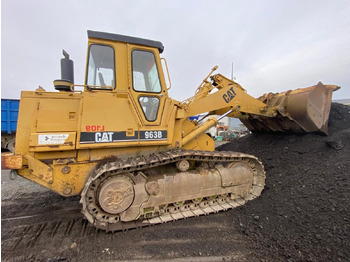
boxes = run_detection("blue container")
[1,99,20,134]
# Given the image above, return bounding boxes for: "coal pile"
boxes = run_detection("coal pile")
[218,103,350,262]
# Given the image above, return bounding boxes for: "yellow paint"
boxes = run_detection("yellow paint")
[10,31,336,197]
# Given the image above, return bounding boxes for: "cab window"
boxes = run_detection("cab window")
[87,44,115,89]
[132,50,161,93]
[138,96,160,121]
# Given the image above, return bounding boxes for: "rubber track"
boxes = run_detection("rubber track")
[80,149,266,232]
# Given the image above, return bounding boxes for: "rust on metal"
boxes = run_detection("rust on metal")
[61,166,71,174]
[1,154,23,170]
[241,82,340,134]
[24,155,53,183]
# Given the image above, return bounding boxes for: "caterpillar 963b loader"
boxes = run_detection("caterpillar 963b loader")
[2,30,339,232]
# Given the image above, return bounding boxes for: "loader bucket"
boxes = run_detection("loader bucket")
[240,82,340,135]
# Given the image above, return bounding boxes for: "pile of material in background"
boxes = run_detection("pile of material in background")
[218,103,350,262]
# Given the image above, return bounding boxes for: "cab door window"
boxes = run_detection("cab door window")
[138,96,160,121]
[132,50,161,93]
[86,44,115,89]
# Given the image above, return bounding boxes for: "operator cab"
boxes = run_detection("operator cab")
[75,30,172,148]
[85,31,168,124]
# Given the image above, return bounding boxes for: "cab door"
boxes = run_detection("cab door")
[129,47,169,143]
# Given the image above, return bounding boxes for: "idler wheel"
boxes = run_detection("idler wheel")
[176,159,190,171]
[98,176,134,214]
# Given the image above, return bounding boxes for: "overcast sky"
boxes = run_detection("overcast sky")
[2,0,350,101]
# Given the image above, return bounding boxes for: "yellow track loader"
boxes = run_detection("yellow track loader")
[2,31,339,231]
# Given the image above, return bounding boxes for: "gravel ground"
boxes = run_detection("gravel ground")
[1,170,49,200]
[218,103,350,261]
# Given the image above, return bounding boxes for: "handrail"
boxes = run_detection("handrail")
[69,84,114,92]
[161,57,172,90]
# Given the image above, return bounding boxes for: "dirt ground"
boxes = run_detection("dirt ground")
[1,103,349,261]
[1,171,257,262]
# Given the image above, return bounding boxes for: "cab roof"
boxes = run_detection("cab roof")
[87,30,164,53]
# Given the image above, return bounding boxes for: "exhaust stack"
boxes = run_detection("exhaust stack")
[53,50,74,91]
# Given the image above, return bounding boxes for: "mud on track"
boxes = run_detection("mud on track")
[1,172,257,262]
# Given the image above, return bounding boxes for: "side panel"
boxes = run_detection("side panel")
[36,98,80,132]
[15,92,81,158]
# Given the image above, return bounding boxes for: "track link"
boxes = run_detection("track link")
[80,149,265,232]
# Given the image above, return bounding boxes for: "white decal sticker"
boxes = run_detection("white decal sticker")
[95,132,114,143]
[145,131,162,139]
[38,134,69,145]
